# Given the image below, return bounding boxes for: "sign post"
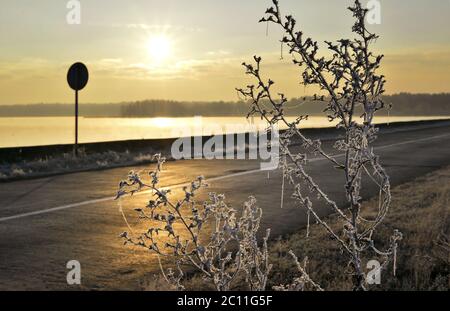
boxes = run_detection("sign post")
[67,62,89,156]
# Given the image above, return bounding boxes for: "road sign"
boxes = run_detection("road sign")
[67,62,89,156]
[67,62,89,91]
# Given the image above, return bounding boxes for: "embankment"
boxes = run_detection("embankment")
[2,119,449,163]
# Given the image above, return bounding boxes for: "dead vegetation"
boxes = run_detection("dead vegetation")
[262,166,449,291]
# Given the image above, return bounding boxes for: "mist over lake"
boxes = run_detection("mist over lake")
[1,116,448,148]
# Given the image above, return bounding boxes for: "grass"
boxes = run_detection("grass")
[264,166,449,291]
[143,166,450,291]
[0,148,167,182]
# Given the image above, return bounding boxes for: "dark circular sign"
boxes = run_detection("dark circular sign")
[67,62,89,91]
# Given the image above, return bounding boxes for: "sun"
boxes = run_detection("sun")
[147,35,172,63]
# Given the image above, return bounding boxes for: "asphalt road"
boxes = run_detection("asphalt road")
[0,122,449,290]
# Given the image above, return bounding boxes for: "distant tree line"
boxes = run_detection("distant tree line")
[381,93,450,116]
[119,94,450,117]
[121,100,251,117]
[0,93,448,117]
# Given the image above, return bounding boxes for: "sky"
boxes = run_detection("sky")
[0,0,449,105]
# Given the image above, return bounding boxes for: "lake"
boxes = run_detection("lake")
[0,116,448,148]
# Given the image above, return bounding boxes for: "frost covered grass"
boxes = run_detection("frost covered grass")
[266,166,450,291]
[0,148,167,182]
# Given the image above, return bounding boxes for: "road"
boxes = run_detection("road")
[0,122,449,290]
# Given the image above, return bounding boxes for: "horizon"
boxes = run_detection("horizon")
[1,0,450,105]
[1,91,450,107]
[1,93,449,120]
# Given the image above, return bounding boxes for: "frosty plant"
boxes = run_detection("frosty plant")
[116,0,402,292]
[116,154,272,291]
[237,0,401,290]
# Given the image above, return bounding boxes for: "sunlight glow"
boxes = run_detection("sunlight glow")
[150,117,176,128]
[147,35,172,63]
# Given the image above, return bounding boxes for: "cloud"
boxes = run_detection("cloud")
[206,50,231,56]
[108,23,203,33]
[381,49,450,93]
[90,55,245,81]
[99,58,123,64]
[0,58,58,80]
[384,49,450,69]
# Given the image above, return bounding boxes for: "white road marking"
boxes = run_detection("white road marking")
[0,132,449,223]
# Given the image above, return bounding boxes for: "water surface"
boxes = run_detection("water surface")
[0,116,448,148]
